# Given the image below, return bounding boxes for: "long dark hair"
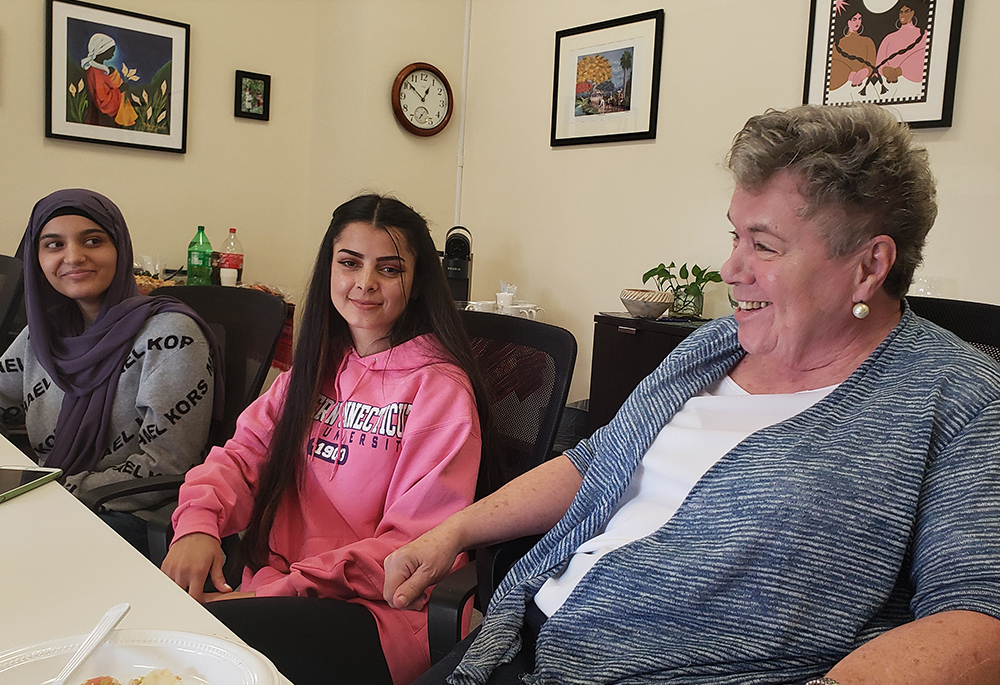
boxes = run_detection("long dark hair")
[242,194,492,571]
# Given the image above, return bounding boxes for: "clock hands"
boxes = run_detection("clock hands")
[404,80,428,102]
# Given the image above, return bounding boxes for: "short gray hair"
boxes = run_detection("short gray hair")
[727,103,937,300]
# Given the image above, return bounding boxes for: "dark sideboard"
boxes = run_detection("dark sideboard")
[587,313,704,433]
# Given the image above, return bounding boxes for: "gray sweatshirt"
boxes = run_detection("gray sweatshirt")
[0,312,215,514]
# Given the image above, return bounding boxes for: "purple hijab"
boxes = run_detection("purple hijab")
[19,189,224,476]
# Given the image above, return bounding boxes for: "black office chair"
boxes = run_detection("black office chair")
[0,255,25,352]
[0,255,29,454]
[80,285,288,568]
[427,310,577,664]
[907,296,1000,364]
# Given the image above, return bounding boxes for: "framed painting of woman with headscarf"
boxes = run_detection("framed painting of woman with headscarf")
[46,0,190,152]
[803,0,965,128]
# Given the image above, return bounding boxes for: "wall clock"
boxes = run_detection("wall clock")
[391,62,453,136]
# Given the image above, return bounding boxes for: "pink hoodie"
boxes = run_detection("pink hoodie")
[172,334,481,683]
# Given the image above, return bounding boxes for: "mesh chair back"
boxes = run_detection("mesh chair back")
[151,285,288,443]
[908,296,1000,365]
[0,255,25,351]
[459,310,577,491]
[425,311,576,658]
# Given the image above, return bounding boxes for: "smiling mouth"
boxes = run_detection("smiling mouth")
[737,300,771,311]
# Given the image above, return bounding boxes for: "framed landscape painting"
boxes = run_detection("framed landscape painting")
[46,0,190,152]
[803,0,965,128]
[550,10,664,146]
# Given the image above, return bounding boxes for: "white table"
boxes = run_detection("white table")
[0,436,292,683]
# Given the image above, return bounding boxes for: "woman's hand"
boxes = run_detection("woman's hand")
[849,68,871,87]
[383,524,464,611]
[384,455,583,610]
[161,532,232,603]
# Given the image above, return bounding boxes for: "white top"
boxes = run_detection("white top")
[534,375,836,617]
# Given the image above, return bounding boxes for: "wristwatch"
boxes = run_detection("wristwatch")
[804,679,840,685]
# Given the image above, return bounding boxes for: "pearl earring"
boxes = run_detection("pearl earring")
[852,302,870,319]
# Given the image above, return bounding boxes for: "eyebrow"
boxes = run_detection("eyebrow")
[336,248,406,263]
[748,225,782,238]
[726,212,784,239]
[38,227,107,241]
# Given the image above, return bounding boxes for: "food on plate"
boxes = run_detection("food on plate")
[127,668,183,684]
[246,282,288,300]
[134,274,174,295]
[80,668,183,685]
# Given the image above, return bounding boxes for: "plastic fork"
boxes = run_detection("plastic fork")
[52,602,131,685]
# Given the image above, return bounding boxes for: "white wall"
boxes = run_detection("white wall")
[2,0,998,402]
[0,0,466,300]
[460,0,1000,400]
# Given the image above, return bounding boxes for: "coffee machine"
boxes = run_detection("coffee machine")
[441,226,472,302]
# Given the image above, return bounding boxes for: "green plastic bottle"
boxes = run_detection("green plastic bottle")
[186,225,213,285]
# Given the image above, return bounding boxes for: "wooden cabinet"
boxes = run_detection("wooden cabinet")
[587,313,703,433]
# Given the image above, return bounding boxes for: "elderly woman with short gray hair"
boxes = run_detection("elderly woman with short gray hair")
[386,103,1000,685]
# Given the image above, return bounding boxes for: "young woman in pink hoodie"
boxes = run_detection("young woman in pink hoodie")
[162,194,490,684]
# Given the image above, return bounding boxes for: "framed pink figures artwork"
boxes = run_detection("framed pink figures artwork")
[46,0,190,152]
[550,10,664,146]
[804,0,965,128]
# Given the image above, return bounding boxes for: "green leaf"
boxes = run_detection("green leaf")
[679,263,688,280]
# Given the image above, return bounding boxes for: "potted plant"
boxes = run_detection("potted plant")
[642,262,722,318]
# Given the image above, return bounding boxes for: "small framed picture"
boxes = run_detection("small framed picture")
[46,0,190,153]
[235,70,270,121]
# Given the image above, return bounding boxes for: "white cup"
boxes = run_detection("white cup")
[511,304,543,320]
[496,292,514,313]
[220,268,238,287]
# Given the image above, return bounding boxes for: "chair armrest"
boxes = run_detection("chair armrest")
[77,474,186,512]
[426,535,544,665]
[475,535,542,609]
[428,562,478,664]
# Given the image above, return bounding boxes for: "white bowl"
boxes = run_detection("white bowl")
[620,288,673,319]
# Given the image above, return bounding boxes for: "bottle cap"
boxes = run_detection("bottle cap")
[229,227,236,233]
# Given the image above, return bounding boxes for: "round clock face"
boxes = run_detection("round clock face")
[392,63,453,136]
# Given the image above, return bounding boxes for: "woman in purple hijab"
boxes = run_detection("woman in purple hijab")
[0,189,223,554]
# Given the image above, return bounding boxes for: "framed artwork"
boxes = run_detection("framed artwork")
[46,0,189,153]
[550,10,664,147]
[235,70,271,121]
[804,0,965,128]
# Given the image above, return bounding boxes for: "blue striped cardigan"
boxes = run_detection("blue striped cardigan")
[450,309,1000,684]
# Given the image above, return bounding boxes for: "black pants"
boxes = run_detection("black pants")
[207,597,392,685]
[412,602,544,684]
